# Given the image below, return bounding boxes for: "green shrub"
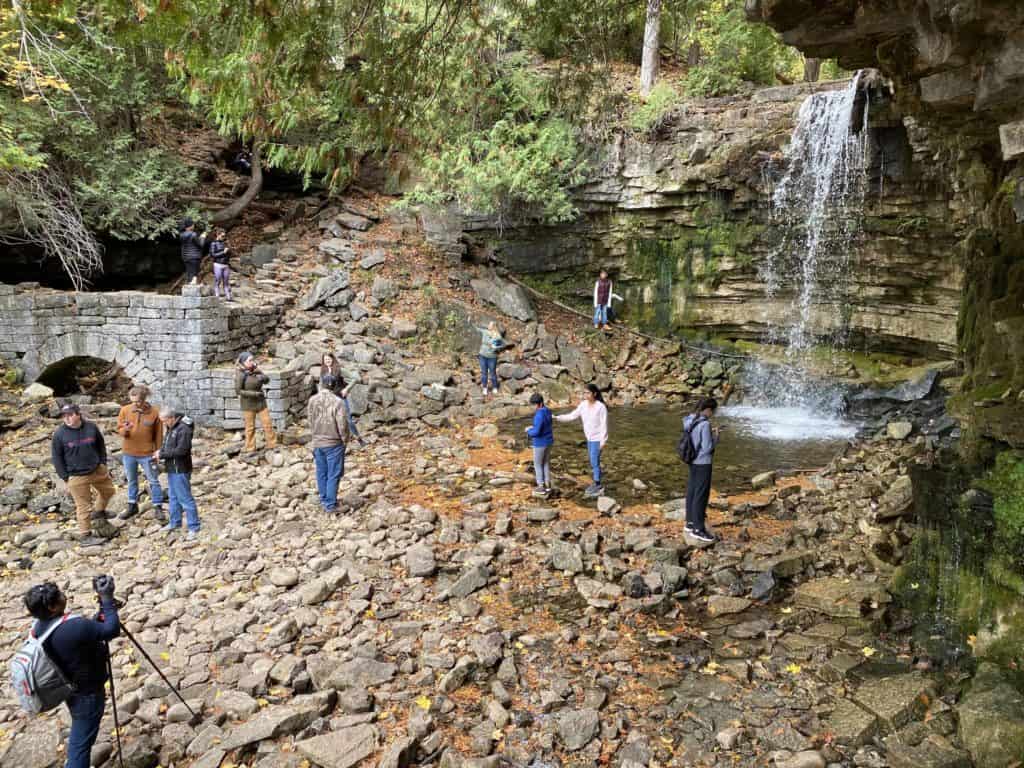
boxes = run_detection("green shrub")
[629,82,680,134]
[979,451,1024,567]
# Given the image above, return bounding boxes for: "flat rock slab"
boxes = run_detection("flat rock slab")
[219,703,321,750]
[886,734,971,768]
[1,719,60,768]
[558,708,600,751]
[307,657,397,690]
[297,724,379,768]
[852,673,935,733]
[793,577,890,618]
[707,595,751,616]
[827,697,878,746]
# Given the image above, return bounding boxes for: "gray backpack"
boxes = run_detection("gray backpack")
[9,615,79,713]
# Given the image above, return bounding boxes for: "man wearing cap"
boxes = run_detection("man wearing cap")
[235,351,277,453]
[308,375,349,514]
[51,404,116,545]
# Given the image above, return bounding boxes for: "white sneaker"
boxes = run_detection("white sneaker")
[482,388,489,396]
[185,530,198,542]
[161,523,177,533]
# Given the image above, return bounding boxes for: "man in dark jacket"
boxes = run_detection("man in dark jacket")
[155,406,200,540]
[235,351,277,453]
[179,218,207,285]
[23,578,120,768]
[51,404,116,545]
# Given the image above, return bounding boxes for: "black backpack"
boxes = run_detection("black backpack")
[676,416,705,465]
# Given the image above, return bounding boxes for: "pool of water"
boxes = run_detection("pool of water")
[500,402,857,500]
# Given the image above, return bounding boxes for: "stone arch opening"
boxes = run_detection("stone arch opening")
[36,355,133,400]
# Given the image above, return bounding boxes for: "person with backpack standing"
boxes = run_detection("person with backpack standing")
[235,351,277,454]
[555,383,608,498]
[16,578,120,768]
[525,392,554,498]
[209,229,232,300]
[116,385,164,522]
[156,406,201,541]
[51,404,116,546]
[681,397,720,544]
[476,320,506,397]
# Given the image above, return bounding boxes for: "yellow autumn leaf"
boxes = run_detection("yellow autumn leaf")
[257,698,269,708]
[701,661,720,676]
[123,663,140,677]
[492,729,503,740]
[966,634,977,649]
[160,652,171,661]
[780,607,793,614]
[785,663,802,674]
[514,641,524,650]
[862,647,876,657]
[910,582,920,590]
[414,695,432,711]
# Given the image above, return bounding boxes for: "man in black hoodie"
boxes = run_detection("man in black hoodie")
[155,405,200,541]
[179,218,207,285]
[51,404,116,545]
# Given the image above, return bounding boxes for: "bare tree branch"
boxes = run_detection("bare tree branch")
[0,166,104,290]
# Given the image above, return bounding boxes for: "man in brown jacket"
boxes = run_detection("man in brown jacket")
[308,375,349,514]
[235,351,277,453]
[116,385,164,520]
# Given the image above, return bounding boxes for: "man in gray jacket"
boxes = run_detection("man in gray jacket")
[682,397,720,544]
[308,375,350,514]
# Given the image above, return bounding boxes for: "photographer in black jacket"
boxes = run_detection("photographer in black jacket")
[155,406,201,540]
[23,578,120,768]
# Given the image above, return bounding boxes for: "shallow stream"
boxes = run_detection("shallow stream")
[501,402,857,500]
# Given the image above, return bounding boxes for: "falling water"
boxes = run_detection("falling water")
[748,74,870,413]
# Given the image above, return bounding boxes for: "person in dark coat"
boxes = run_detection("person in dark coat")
[179,218,207,285]
[155,406,200,540]
[23,579,120,768]
[51,403,116,545]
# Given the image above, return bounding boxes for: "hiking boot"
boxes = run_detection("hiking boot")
[120,502,139,520]
[583,484,601,498]
[532,487,548,498]
[90,509,109,520]
[185,530,199,542]
[690,529,716,544]
[153,505,166,522]
[161,522,178,533]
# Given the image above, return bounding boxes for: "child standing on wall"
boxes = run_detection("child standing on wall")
[210,229,232,301]
[593,269,622,330]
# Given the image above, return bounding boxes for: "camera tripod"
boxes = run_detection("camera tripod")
[103,619,197,768]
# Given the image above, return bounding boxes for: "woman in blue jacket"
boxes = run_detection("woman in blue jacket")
[525,392,554,498]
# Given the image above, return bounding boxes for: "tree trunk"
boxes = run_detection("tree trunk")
[211,145,263,223]
[639,0,662,97]
[803,58,822,82]
[687,39,702,67]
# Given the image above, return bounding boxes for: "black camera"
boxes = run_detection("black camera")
[93,574,114,595]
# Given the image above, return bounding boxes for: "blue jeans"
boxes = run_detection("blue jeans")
[66,691,105,768]
[122,454,163,506]
[313,444,346,511]
[587,441,603,484]
[341,398,361,441]
[593,305,608,326]
[167,473,200,532]
[479,355,498,390]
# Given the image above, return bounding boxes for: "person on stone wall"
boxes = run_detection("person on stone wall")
[179,218,207,286]
[51,404,116,546]
[209,229,232,300]
[555,383,608,498]
[155,406,200,541]
[235,351,278,453]
[476,320,507,397]
[116,385,165,522]
[592,269,622,331]
[308,374,350,514]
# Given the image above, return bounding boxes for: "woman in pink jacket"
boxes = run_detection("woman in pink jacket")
[556,383,608,498]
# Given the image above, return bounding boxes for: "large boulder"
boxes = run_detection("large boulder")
[470,274,537,322]
[957,662,1024,767]
[300,271,351,310]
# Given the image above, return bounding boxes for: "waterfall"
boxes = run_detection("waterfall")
[748,74,870,413]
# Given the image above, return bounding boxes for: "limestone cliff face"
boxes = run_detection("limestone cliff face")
[747,0,1024,445]
[427,81,966,356]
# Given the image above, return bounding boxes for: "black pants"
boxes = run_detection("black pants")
[184,260,201,280]
[686,463,713,533]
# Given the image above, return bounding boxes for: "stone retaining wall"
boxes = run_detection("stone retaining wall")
[0,284,301,429]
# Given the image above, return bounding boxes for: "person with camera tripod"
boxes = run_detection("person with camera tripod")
[21,578,120,768]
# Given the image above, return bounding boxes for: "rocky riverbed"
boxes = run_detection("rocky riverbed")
[2,382,1020,768]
